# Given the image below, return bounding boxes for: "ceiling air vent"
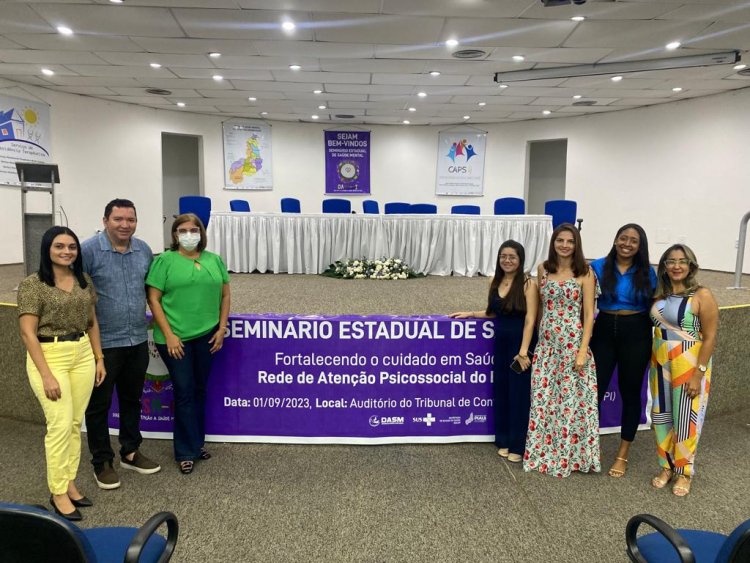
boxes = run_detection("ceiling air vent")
[145,88,172,95]
[451,49,487,59]
[572,100,597,106]
[335,114,356,119]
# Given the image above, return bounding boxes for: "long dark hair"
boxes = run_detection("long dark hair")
[38,226,88,289]
[486,240,527,314]
[601,223,653,300]
[543,223,589,277]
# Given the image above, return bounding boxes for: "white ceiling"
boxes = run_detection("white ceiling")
[0,0,748,124]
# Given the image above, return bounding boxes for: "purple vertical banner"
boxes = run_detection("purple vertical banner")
[324,130,370,195]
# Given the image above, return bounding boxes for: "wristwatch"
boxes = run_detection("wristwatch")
[697,364,708,374]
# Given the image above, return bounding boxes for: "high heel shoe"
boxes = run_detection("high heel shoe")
[50,495,82,521]
[69,495,93,508]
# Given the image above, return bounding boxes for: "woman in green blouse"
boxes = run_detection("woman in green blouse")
[147,213,230,474]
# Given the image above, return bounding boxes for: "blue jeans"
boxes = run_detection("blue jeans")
[156,330,215,462]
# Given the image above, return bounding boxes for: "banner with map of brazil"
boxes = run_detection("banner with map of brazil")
[435,130,487,196]
[0,94,51,185]
[223,120,273,190]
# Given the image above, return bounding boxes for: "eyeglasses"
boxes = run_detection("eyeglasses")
[177,228,200,235]
[665,258,690,267]
[499,255,519,261]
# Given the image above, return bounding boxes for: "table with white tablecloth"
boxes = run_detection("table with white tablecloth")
[206,212,553,276]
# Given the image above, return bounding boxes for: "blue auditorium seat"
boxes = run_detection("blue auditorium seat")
[384,202,411,214]
[544,199,578,228]
[280,197,301,213]
[493,197,525,215]
[451,205,481,215]
[229,199,250,212]
[362,200,379,214]
[322,198,352,213]
[179,195,211,228]
[410,203,437,214]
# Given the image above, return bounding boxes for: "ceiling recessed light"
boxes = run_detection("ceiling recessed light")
[260,111,268,115]
[478,102,486,107]
[672,87,683,92]
[498,84,508,89]
[212,75,223,81]
[417,91,427,98]
[445,39,459,47]
[542,110,551,115]
[573,94,582,99]
[282,21,296,31]
[611,75,623,82]
[313,89,322,94]
[734,63,747,70]
[248,97,257,101]
[512,55,525,62]
[110,0,124,3]
[149,62,161,68]
[318,105,326,109]
[209,52,221,58]
[666,41,681,50]
[289,64,301,71]
[403,120,410,124]
[311,115,319,120]
[41,68,54,76]
[408,107,416,112]
[463,115,470,120]
[176,102,185,107]
[429,70,441,77]
[571,16,585,22]
[56,26,73,36]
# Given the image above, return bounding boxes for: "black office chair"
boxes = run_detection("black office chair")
[0,502,179,563]
[626,513,750,563]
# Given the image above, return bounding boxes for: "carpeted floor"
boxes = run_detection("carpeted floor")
[0,263,748,562]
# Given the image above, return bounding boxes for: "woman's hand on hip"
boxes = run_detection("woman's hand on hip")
[42,374,62,401]
[209,327,225,354]
[166,333,185,359]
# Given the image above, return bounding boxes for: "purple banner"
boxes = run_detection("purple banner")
[324,130,370,195]
[109,314,649,443]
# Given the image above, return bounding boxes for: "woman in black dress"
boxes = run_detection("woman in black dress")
[451,240,538,461]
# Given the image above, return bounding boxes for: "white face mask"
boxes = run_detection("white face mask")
[178,232,201,251]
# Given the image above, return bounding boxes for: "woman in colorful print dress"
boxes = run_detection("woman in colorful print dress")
[523,223,600,478]
[649,244,718,497]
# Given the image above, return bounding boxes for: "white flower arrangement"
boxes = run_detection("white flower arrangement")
[323,258,423,280]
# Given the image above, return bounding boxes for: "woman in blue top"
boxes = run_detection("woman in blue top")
[590,224,657,478]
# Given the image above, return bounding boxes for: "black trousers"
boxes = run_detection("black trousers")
[85,342,149,471]
[591,312,653,442]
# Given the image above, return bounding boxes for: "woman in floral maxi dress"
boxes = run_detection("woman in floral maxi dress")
[523,223,601,478]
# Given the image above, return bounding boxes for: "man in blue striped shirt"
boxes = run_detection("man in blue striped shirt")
[82,199,161,490]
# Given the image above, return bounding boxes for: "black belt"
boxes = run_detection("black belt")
[38,332,86,343]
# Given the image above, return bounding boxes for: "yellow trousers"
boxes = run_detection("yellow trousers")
[26,335,95,494]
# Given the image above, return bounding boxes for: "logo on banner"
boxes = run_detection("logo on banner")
[464,412,487,425]
[370,415,404,427]
[439,415,462,425]
[413,413,436,427]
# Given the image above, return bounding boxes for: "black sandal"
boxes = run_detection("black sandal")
[179,461,194,474]
[199,448,212,460]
